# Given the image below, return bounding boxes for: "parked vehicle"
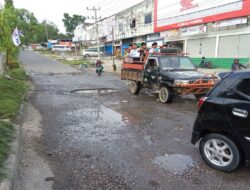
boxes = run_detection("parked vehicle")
[191,70,250,172]
[121,49,217,103]
[52,45,71,52]
[82,48,104,57]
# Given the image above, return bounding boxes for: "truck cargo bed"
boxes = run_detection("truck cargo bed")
[121,69,143,82]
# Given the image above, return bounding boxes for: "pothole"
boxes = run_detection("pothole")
[71,88,117,94]
[153,154,195,175]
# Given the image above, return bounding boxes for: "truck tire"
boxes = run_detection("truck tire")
[159,86,173,103]
[130,81,141,94]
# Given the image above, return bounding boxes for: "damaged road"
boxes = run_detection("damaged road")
[18,51,250,190]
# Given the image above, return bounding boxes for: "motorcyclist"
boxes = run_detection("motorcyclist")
[96,60,104,75]
[199,57,206,68]
[231,59,246,71]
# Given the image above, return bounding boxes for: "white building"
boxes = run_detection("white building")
[76,0,250,67]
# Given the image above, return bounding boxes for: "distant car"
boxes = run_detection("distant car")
[82,48,104,57]
[52,45,71,52]
[191,71,250,172]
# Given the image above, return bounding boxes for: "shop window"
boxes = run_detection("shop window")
[130,19,136,28]
[144,13,152,24]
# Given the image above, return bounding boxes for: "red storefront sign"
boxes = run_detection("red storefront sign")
[154,0,250,32]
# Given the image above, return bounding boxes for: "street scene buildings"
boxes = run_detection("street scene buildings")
[74,0,250,68]
[1,0,250,190]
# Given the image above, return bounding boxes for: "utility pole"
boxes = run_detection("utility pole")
[112,26,116,71]
[44,20,49,43]
[87,6,101,60]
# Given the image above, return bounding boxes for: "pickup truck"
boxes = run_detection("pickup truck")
[121,49,217,103]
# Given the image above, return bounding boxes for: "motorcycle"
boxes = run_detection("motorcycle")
[199,61,213,69]
[96,61,104,76]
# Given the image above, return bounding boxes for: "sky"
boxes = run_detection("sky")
[0,0,144,33]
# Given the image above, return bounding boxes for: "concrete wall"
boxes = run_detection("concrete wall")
[84,0,154,43]
[115,0,154,40]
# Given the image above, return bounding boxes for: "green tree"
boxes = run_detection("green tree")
[62,13,85,36]
[16,9,62,44]
[42,21,60,40]
[4,0,14,8]
[16,8,39,44]
[0,4,19,67]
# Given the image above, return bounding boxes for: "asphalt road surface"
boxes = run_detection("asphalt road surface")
[18,50,250,190]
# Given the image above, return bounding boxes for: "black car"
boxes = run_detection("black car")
[191,70,250,172]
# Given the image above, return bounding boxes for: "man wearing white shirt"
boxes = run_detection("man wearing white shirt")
[129,43,140,58]
[149,42,159,54]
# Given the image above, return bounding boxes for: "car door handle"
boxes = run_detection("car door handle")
[232,108,248,118]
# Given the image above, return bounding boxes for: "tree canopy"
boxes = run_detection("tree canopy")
[4,0,14,8]
[63,13,85,36]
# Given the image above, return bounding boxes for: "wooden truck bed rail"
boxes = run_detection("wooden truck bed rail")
[121,69,142,82]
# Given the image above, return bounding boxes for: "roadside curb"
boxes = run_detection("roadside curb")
[0,123,21,190]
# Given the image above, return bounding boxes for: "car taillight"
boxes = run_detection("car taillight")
[197,97,207,110]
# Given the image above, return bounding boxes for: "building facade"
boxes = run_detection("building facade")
[76,0,250,67]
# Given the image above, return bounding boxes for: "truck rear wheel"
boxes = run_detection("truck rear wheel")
[159,87,173,103]
[129,81,141,94]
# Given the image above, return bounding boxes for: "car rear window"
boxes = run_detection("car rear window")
[208,76,236,97]
[237,79,250,96]
[220,78,250,101]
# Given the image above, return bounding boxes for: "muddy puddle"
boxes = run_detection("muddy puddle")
[71,88,117,94]
[64,105,131,143]
[153,154,195,175]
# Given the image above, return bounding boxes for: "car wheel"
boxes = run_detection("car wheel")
[129,81,141,94]
[199,134,241,172]
[159,86,173,103]
[85,54,90,58]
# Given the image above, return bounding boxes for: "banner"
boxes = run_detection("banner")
[12,27,21,46]
[154,0,250,32]
[180,25,207,36]
[212,17,248,28]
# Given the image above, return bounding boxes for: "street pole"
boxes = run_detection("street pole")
[94,8,100,60]
[44,20,49,43]
[87,6,101,60]
[112,26,116,71]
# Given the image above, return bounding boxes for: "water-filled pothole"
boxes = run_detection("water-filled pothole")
[153,154,195,175]
[71,88,117,94]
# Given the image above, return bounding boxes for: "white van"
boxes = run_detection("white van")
[82,48,104,57]
[52,45,71,52]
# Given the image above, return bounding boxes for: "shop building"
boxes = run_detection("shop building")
[154,0,250,68]
[76,0,250,67]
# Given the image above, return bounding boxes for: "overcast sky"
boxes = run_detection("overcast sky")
[0,0,144,33]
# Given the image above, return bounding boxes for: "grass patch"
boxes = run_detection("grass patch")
[0,67,27,181]
[0,68,27,119]
[59,59,91,66]
[0,121,14,180]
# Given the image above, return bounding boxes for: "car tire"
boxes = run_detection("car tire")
[85,54,90,58]
[159,86,173,103]
[199,134,241,172]
[129,81,141,94]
